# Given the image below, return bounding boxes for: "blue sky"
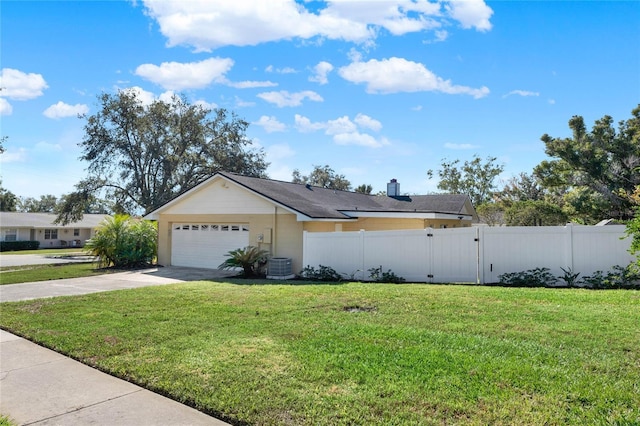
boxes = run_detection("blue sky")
[1,0,639,199]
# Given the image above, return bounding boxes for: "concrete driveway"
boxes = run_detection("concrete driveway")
[0,253,97,268]
[0,266,236,302]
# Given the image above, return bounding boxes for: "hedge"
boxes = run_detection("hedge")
[0,240,41,252]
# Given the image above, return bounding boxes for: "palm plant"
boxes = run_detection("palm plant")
[219,246,269,277]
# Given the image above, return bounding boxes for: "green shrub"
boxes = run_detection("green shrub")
[0,240,40,252]
[560,267,581,288]
[299,265,342,281]
[581,265,640,289]
[219,246,269,278]
[498,267,558,287]
[84,215,157,268]
[368,266,406,283]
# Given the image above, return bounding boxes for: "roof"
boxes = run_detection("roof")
[146,172,476,221]
[0,212,109,229]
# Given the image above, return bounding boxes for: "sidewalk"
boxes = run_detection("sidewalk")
[1,329,229,425]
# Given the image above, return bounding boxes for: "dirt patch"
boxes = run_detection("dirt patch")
[343,305,377,313]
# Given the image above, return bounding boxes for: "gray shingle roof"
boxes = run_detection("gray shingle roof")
[219,172,473,219]
[0,212,109,228]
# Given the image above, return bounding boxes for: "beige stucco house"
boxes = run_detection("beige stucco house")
[144,172,478,274]
[0,212,109,248]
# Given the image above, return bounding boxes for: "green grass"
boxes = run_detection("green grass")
[0,248,85,255]
[1,282,639,425]
[0,415,16,426]
[0,262,109,285]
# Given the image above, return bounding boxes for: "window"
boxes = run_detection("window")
[191,225,199,231]
[4,229,17,242]
[44,229,58,240]
[73,229,80,236]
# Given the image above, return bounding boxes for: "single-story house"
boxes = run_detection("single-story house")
[0,212,109,248]
[144,172,478,274]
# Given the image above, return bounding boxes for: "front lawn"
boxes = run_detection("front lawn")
[1,283,638,425]
[0,263,109,285]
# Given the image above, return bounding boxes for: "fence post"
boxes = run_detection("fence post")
[358,229,365,281]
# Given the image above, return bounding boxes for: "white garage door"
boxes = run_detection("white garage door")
[171,223,250,269]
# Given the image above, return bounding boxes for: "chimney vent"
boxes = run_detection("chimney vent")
[387,179,400,197]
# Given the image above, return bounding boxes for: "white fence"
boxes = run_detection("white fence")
[302,225,634,284]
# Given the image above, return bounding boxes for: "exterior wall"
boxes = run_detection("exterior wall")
[302,217,469,233]
[1,226,93,248]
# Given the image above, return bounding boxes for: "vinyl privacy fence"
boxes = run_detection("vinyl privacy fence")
[301,225,634,284]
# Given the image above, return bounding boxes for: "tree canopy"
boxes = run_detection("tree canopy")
[56,90,268,224]
[292,165,352,191]
[428,155,504,206]
[535,105,640,221]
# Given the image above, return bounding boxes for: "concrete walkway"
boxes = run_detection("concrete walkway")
[0,267,236,425]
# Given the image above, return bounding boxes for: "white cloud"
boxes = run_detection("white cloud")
[119,86,157,105]
[43,101,89,119]
[503,90,540,98]
[295,113,388,148]
[257,90,323,107]
[228,80,278,89]
[339,57,489,98]
[34,141,62,152]
[265,65,297,74]
[446,0,493,31]
[0,147,28,163]
[548,99,556,105]
[0,68,48,100]
[194,99,218,110]
[0,98,13,115]
[141,0,492,51]
[254,115,287,133]
[444,142,479,150]
[135,57,234,90]
[309,61,334,85]
[266,143,295,161]
[354,113,382,132]
[234,96,256,108]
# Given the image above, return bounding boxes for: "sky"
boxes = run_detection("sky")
[1,0,639,200]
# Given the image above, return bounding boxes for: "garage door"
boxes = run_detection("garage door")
[171,223,250,269]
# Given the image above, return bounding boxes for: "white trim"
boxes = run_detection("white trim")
[339,211,473,220]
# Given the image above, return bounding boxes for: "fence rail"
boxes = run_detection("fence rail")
[302,225,634,284]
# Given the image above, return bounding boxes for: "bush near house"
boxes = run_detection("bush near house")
[219,246,269,278]
[0,241,40,252]
[84,215,157,268]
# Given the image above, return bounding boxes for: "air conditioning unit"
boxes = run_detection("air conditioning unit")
[267,257,294,279]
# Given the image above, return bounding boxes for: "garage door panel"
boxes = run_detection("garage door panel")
[171,223,249,269]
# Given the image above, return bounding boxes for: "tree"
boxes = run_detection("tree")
[497,172,546,206]
[56,90,268,224]
[428,155,504,206]
[536,105,640,221]
[355,184,373,194]
[504,200,568,226]
[292,165,351,191]
[476,203,505,226]
[0,182,17,211]
[18,195,58,212]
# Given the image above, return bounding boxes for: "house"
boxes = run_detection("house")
[0,212,109,248]
[144,172,478,274]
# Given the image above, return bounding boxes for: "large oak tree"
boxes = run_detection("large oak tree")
[56,90,268,224]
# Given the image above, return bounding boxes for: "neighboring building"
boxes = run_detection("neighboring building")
[144,172,478,273]
[0,212,109,248]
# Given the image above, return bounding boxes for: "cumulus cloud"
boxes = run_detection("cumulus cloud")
[254,115,287,133]
[503,90,540,98]
[0,68,48,100]
[257,90,323,107]
[339,57,489,99]
[294,113,387,148]
[0,98,13,115]
[0,147,28,163]
[265,65,297,74]
[229,80,278,89]
[43,101,89,119]
[446,0,493,31]
[135,57,234,90]
[309,61,334,85]
[141,0,493,51]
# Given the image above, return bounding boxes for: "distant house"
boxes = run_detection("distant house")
[0,212,109,248]
[144,172,477,273]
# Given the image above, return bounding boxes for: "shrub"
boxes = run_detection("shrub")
[0,240,40,252]
[498,267,558,287]
[368,266,406,283]
[219,246,269,278]
[299,265,341,282]
[560,267,581,288]
[581,265,640,289]
[84,215,157,268]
